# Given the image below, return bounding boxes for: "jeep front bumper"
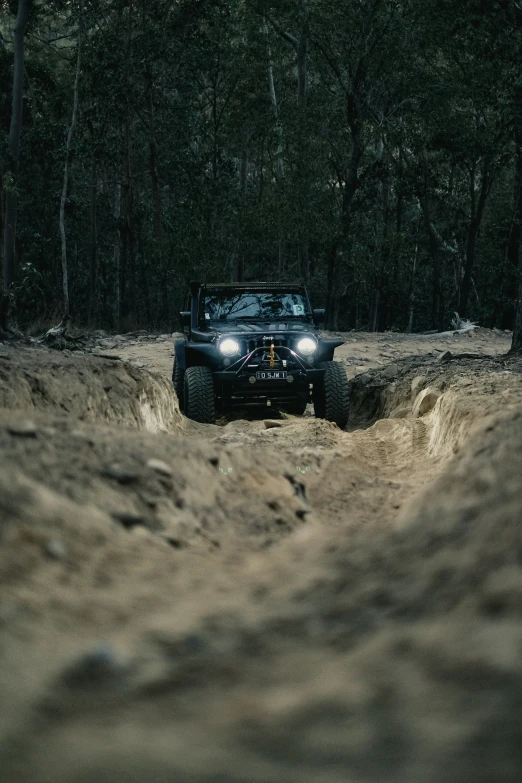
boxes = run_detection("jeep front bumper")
[213,367,323,382]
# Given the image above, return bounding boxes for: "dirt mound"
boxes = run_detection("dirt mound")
[349,352,521,425]
[1,332,522,782]
[0,344,190,435]
[0,408,317,552]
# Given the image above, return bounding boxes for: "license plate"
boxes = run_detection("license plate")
[256,371,288,380]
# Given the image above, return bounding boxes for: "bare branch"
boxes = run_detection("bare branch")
[312,34,349,97]
[31,31,78,45]
[265,13,298,50]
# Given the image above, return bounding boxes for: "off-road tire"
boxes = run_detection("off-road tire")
[284,397,308,416]
[313,361,350,428]
[184,366,216,423]
[172,361,185,411]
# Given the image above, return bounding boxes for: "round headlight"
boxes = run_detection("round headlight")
[297,337,317,356]
[219,338,240,357]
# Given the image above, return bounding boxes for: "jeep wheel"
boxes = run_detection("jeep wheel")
[172,361,185,410]
[313,361,350,428]
[284,397,308,416]
[184,366,216,423]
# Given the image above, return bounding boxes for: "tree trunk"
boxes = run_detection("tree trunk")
[371,289,380,332]
[325,239,340,330]
[0,148,7,335]
[512,249,522,352]
[298,242,309,281]
[509,77,522,351]
[59,0,83,317]
[120,0,136,329]
[146,65,167,323]
[0,149,4,269]
[277,234,285,279]
[326,135,361,329]
[458,157,491,319]
[264,20,285,184]
[113,182,121,329]
[406,241,418,334]
[236,130,248,282]
[137,218,150,326]
[297,0,308,106]
[502,134,522,329]
[326,90,363,329]
[121,120,136,328]
[2,0,32,330]
[387,173,404,329]
[418,193,445,331]
[378,166,390,329]
[267,4,310,280]
[297,0,309,280]
[88,155,98,325]
[263,19,286,272]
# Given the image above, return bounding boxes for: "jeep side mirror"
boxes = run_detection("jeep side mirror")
[179,311,191,331]
[313,308,325,326]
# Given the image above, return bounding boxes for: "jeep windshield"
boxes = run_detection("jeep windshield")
[202,290,311,322]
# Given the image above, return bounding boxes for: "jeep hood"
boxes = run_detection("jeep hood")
[210,320,313,335]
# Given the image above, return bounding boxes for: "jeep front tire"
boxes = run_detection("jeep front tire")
[313,361,350,428]
[184,366,216,423]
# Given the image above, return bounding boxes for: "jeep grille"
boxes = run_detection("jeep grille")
[246,337,287,354]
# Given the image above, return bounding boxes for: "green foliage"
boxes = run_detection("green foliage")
[1,0,521,331]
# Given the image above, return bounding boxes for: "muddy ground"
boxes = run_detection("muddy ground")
[0,327,521,783]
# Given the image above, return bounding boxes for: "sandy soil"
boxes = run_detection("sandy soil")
[0,327,521,783]
[94,325,512,380]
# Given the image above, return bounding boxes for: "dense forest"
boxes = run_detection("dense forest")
[1,0,522,345]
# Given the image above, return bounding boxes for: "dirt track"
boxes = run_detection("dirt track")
[1,328,522,782]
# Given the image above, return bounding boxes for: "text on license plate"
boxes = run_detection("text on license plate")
[256,371,288,380]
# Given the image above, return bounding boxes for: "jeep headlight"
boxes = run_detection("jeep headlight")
[297,337,317,356]
[219,338,240,357]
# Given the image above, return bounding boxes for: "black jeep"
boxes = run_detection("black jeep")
[172,281,349,427]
